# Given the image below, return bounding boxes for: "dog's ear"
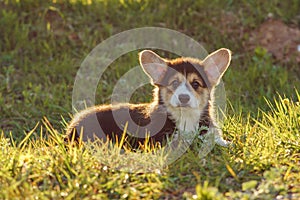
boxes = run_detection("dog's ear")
[202,48,231,86]
[139,50,168,85]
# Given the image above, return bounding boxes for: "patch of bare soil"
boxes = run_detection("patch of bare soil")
[248,19,300,63]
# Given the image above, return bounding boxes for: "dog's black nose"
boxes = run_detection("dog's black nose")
[178,94,190,104]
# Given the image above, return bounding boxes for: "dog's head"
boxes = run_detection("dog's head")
[139,48,231,111]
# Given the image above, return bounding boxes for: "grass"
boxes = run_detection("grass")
[1,95,299,199]
[1,0,300,199]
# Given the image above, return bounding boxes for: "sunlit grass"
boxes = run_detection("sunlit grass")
[1,92,299,199]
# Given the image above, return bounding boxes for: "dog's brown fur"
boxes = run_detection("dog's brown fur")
[66,48,232,147]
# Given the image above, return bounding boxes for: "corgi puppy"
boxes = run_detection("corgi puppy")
[66,48,231,147]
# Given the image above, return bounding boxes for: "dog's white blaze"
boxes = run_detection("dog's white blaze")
[170,82,199,108]
[169,81,202,133]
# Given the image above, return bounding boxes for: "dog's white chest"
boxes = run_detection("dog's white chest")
[171,108,201,133]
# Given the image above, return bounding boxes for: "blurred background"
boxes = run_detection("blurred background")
[0,0,299,138]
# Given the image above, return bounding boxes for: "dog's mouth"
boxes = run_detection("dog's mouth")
[176,103,192,108]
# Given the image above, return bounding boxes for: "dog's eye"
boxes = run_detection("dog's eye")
[171,80,179,88]
[191,81,200,90]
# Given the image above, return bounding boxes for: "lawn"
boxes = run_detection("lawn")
[0,0,300,199]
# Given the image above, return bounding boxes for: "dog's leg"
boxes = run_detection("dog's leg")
[214,128,231,147]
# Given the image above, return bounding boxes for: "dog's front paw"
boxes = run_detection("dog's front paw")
[215,137,232,147]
